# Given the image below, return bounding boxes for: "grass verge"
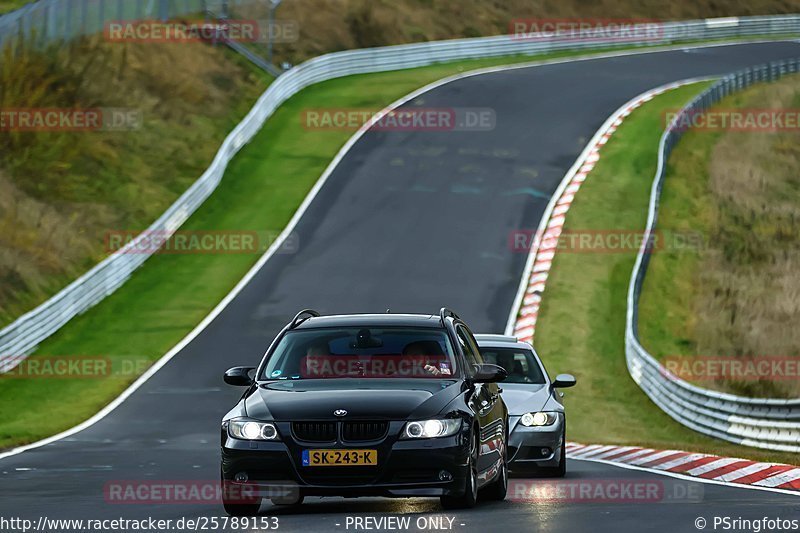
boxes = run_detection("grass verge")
[533,81,799,465]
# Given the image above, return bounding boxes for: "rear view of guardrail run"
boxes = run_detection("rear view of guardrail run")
[626,58,800,453]
[1,15,800,376]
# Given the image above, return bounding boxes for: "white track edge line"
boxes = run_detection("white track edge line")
[0,38,794,462]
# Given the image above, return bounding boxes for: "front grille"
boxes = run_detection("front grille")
[342,421,388,442]
[292,422,337,442]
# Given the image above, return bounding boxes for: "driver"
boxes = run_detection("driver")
[496,352,521,379]
[301,340,330,377]
[403,341,445,377]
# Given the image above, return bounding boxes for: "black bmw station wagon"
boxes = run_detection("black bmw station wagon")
[220,309,508,515]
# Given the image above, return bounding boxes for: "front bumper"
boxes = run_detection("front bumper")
[221,421,471,498]
[507,414,564,469]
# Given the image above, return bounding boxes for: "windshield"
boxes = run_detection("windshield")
[480,347,546,384]
[260,327,458,380]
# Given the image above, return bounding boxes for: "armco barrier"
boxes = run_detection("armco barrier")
[626,58,800,452]
[0,0,204,49]
[2,16,800,373]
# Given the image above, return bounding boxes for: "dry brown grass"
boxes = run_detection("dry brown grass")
[228,0,800,65]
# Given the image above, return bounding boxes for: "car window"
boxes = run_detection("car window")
[260,327,457,380]
[480,347,546,384]
[456,325,483,371]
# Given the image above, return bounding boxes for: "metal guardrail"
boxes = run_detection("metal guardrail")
[2,16,800,377]
[0,1,271,49]
[626,58,800,453]
[0,0,202,49]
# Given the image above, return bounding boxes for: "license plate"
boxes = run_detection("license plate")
[302,449,378,467]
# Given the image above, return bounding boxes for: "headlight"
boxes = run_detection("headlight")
[401,419,461,439]
[228,418,280,440]
[520,412,558,427]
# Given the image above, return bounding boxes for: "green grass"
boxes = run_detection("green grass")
[532,81,799,465]
[636,126,718,363]
[1,40,798,461]
[0,0,29,14]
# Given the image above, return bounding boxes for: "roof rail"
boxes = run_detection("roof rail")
[439,307,460,325]
[289,309,321,329]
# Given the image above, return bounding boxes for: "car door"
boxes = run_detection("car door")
[455,324,505,476]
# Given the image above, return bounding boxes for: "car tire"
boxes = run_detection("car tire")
[221,471,262,516]
[440,434,479,509]
[483,431,508,501]
[223,500,262,517]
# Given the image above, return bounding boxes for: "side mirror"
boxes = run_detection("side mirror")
[224,366,256,386]
[472,363,508,383]
[552,373,576,388]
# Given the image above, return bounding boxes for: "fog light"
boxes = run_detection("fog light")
[438,470,453,481]
[541,448,551,456]
[235,472,249,483]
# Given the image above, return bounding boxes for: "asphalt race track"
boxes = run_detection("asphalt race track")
[2,41,800,532]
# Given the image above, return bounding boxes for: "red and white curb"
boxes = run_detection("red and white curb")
[567,443,800,492]
[509,80,695,344]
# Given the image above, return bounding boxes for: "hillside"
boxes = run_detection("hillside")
[232,0,800,65]
[0,36,269,327]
